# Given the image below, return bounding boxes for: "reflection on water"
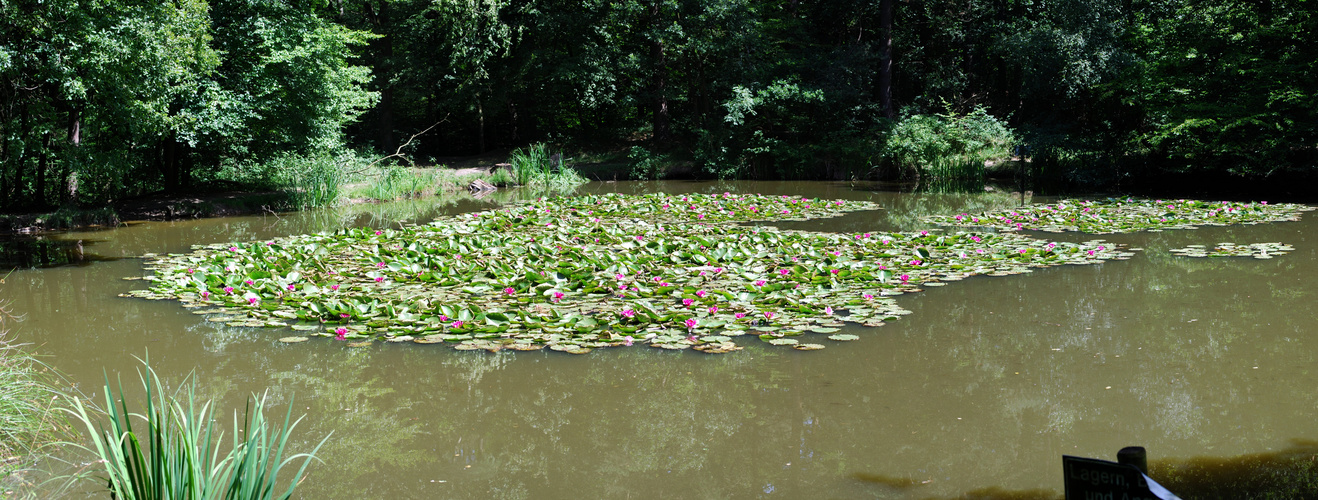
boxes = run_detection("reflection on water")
[3,182,1316,499]
[0,237,118,268]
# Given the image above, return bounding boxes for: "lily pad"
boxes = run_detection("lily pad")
[127,192,1289,355]
[278,336,309,343]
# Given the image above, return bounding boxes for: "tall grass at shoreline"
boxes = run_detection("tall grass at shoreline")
[509,143,588,188]
[64,357,328,499]
[0,293,64,496]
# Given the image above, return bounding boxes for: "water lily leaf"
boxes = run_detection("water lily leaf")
[828,334,860,341]
[278,336,309,343]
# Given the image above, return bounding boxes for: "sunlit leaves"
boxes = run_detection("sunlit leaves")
[923,198,1312,234]
[127,193,1130,354]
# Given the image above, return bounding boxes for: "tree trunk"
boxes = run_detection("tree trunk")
[878,0,894,120]
[35,132,50,207]
[649,1,671,144]
[10,109,30,206]
[164,139,179,192]
[477,97,485,154]
[0,121,9,204]
[507,99,519,143]
[368,0,395,153]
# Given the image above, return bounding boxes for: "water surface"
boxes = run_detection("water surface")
[5,182,1315,498]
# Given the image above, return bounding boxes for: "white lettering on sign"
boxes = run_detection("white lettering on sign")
[1069,465,1129,487]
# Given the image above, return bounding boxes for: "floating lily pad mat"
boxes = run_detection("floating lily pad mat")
[1169,242,1295,259]
[923,198,1313,234]
[125,192,1135,354]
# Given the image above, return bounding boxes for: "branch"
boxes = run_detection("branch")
[349,115,449,175]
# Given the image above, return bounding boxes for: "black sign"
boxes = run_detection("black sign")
[1062,455,1180,500]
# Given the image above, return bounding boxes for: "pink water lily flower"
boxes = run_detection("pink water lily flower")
[330,284,340,291]
[824,306,834,316]
[335,328,347,341]
[244,280,254,285]
[552,292,564,302]
[623,336,634,346]
[377,262,386,268]
[684,318,698,329]
[287,284,295,291]
[201,291,210,300]
[863,294,874,300]
[735,312,746,319]
[714,267,724,273]
[696,290,707,298]
[763,311,774,320]
[340,313,351,319]
[451,320,464,329]
[504,287,516,295]
[754,280,766,287]
[779,269,790,276]
[374,277,384,282]
[683,298,695,307]
[248,297,258,305]
[708,306,719,314]
[900,274,910,282]
[831,269,840,275]
[224,287,234,295]
[621,309,636,319]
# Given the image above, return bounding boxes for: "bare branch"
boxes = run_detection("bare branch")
[348,115,450,175]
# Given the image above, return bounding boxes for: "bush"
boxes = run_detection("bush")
[627,146,670,180]
[887,106,1017,172]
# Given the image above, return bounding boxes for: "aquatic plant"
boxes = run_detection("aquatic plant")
[0,308,66,495]
[923,198,1313,234]
[1169,242,1294,259]
[64,357,328,500]
[125,192,1135,353]
[508,143,587,189]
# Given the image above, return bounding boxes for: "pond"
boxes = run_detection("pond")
[5,181,1317,499]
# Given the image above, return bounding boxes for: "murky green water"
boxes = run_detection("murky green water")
[5,182,1316,498]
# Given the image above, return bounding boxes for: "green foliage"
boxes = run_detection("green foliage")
[358,166,440,201]
[64,357,328,500]
[509,143,587,188]
[627,146,670,180]
[269,153,352,210]
[1122,0,1317,176]
[886,107,1016,170]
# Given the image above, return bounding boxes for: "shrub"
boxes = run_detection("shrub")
[887,106,1017,172]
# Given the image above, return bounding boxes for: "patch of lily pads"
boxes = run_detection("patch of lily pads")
[923,198,1313,234]
[123,192,1137,354]
[1169,242,1295,259]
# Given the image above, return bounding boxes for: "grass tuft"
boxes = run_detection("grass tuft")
[0,292,65,496]
[63,356,328,500]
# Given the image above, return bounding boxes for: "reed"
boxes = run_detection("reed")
[64,357,327,500]
[508,143,588,189]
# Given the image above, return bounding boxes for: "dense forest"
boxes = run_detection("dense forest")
[1,0,1314,209]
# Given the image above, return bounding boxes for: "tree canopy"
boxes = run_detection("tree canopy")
[2,0,1313,208]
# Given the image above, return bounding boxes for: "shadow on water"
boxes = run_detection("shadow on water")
[852,440,1318,500]
[1150,439,1318,499]
[0,237,118,268]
